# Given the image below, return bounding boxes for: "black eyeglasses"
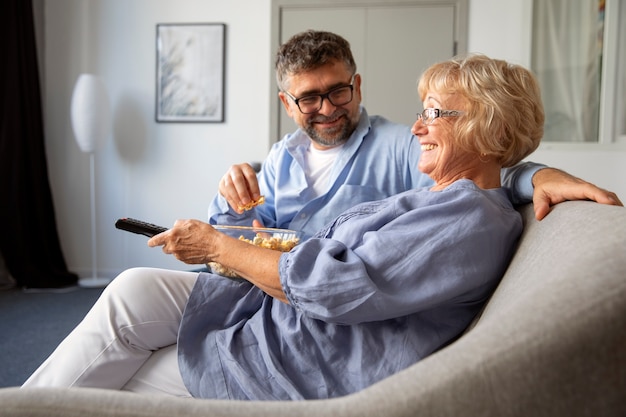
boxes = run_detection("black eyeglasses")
[416,108,464,125]
[283,77,355,114]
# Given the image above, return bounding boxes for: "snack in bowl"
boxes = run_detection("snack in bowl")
[207,225,301,278]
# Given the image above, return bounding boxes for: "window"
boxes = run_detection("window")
[531,0,625,143]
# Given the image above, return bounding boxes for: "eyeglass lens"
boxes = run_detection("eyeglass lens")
[418,109,439,125]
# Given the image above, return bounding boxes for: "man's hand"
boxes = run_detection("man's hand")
[219,163,262,214]
[532,168,623,220]
[148,219,218,265]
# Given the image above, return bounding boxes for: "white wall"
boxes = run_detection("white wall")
[44,0,273,277]
[43,0,625,279]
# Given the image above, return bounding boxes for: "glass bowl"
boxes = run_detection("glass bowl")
[207,225,302,278]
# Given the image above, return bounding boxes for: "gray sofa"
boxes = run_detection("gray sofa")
[2,201,625,417]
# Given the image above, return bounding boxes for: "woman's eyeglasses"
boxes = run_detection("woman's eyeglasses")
[416,109,464,125]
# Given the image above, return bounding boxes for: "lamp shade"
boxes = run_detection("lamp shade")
[70,74,111,154]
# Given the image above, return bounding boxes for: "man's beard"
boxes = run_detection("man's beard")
[302,109,357,148]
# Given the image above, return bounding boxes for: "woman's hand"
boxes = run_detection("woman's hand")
[148,219,219,265]
[148,219,288,302]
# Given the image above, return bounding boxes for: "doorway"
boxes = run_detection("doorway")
[270,0,469,141]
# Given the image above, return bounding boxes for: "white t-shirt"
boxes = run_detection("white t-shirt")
[304,144,344,197]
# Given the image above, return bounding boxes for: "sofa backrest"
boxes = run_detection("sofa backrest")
[481,201,626,324]
[465,200,626,416]
[371,201,626,417]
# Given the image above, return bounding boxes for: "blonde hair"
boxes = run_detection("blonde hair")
[418,54,544,167]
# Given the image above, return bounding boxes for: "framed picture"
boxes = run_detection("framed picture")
[156,23,225,122]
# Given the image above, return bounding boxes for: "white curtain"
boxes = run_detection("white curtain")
[531,0,603,142]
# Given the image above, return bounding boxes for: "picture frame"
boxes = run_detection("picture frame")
[156,23,225,123]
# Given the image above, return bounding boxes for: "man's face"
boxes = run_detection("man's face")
[279,61,362,149]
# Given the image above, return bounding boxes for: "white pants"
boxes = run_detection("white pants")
[22,267,198,397]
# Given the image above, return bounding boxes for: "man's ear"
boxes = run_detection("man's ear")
[278,92,295,118]
[353,73,363,102]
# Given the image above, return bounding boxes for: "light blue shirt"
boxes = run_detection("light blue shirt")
[179,180,523,400]
[208,107,542,238]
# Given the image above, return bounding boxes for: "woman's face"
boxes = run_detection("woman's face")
[411,91,479,187]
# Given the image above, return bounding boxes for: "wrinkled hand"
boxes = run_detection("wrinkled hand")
[219,163,262,214]
[148,219,218,265]
[532,168,623,220]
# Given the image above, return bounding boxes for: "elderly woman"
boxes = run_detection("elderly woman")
[23,55,544,400]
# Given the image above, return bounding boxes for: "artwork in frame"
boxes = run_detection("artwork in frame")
[156,23,225,123]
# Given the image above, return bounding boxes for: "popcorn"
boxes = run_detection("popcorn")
[208,231,299,278]
[237,195,265,212]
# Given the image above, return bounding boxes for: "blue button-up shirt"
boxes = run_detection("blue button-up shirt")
[208,107,541,238]
[179,180,523,400]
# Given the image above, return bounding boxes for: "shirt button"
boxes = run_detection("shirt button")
[300,213,307,219]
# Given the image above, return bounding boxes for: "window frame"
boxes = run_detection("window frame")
[599,0,625,144]
[531,0,625,147]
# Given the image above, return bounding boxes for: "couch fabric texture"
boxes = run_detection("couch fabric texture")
[1,201,625,417]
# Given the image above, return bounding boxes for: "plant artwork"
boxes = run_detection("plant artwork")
[156,23,225,122]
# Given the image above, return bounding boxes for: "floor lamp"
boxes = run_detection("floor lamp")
[70,74,112,288]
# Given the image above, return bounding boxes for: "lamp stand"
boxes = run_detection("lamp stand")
[79,153,111,288]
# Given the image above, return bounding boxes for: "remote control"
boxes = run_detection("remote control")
[115,218,168,237]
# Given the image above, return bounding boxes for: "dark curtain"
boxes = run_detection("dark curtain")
[0,0,78,288]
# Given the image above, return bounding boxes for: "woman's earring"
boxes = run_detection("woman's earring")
[479,153,490,163]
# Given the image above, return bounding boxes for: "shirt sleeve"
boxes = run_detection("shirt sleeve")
[500,161,547,204]
[279,187,521,325]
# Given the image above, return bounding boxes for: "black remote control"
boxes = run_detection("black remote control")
[115,218,168,237]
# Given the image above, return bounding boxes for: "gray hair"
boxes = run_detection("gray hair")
[275,30,357,91]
